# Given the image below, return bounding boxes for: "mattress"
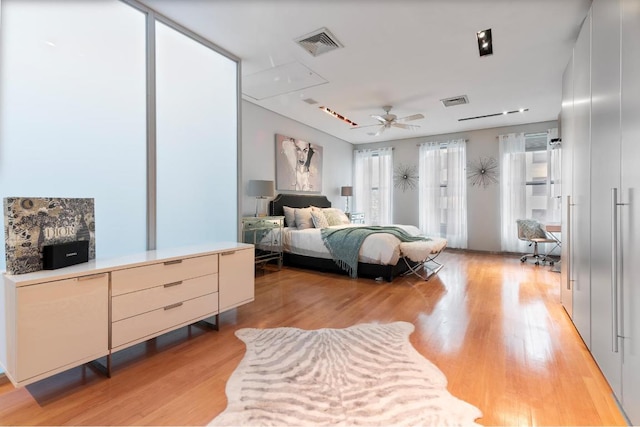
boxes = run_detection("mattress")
[257,224,446,266]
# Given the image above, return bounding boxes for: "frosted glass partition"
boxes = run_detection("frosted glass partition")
[0,0,147,270]
[155,21,238,248]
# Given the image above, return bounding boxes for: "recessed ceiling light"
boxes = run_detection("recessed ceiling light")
[319,106,358,127]
[476,28,493,57]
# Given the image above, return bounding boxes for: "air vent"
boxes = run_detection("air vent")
[441,95,469,108]
[303,98,319,105]
[295,27,343,57]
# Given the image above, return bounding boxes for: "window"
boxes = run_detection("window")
[524,133,561,223]
[418,140,467,248]
[353,148,393,225]
[499,129,560,252]
[0,0,240,271]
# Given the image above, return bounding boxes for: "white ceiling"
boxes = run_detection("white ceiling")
[140,0,590,144]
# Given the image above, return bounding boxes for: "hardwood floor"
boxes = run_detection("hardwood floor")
[0,251,627,426]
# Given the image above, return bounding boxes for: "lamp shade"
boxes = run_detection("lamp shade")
[341,186,353,197]
[248,180,275,197]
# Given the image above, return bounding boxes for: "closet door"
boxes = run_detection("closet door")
[571,9,592,347]
[560,55,574,317]
[620,0,640,423]
[590,0,622,397]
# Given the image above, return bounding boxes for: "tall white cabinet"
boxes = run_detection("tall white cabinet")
[569,9,592,346]
[619,0,640,418]
[562,0,640,423]
[560,49,574,317]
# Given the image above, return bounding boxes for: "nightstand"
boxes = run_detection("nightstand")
[347,212,365,224]
[241,216,284,269]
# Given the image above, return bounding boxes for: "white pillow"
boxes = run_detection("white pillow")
[322,208,350,226]
[311,210,329,229]
[294,207,315,230]
[283,206,296,228]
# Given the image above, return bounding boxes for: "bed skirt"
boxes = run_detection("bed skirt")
[283,252,418,282]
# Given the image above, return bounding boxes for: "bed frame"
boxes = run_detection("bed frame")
[269,194,416,282]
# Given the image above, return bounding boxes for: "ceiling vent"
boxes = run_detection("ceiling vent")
[441,95,469,108]
[303,98,319,105]
[295,27,343,57]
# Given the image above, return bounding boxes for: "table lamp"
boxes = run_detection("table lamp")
[248,180,275,217]
[341,186,353,213]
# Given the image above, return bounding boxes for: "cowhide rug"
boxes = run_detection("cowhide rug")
[209,321,482,426]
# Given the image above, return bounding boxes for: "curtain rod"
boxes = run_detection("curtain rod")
[416,139,468,146]
[495,131,550,139]
[354,147,395,152]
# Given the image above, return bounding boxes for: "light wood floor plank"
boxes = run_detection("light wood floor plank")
[0,251,627,425]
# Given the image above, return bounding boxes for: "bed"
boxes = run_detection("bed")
[267,194,447,282]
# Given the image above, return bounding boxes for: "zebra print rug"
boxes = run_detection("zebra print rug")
[209,321,482,426]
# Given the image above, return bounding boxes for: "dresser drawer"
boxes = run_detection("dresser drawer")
[111,292,218,349]
[111,273,218,322]
[111,254,218,296]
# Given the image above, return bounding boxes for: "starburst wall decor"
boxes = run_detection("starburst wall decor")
[467,157,499,188]
[394,163,418,192]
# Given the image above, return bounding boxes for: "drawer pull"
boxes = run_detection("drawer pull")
[221,251,236,256]
[77,273,107,282]
[164,259,183,266]
[164,281,183,288]
[164,302,183,311]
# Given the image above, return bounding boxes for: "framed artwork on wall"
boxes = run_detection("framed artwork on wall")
[3,197,95,274]
[275,134,323,193]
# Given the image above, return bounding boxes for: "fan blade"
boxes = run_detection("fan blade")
[374,125,386,136]
[370,115,387,123]
[392,123,420,130]
[396,113,424,122]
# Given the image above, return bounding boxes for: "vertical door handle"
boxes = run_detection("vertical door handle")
[611,188,620,353]
[566,195,572,290]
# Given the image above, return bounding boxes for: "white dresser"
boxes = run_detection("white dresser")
[0,242,254,387]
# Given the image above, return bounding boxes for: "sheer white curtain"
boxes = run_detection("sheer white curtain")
[499,132,527,252]
[418,140,467,249]
[354,147,393,225]
[418,143,442,236]
[446,140,468,248]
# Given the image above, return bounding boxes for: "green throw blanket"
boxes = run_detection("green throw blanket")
[320,226,430,278]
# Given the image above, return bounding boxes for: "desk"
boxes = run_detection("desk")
[545,223,561,272]
[545,223,562,247]
[545,223,561,233]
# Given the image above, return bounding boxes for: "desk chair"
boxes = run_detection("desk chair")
[516,219,558,265]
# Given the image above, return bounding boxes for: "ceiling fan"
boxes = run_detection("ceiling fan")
[352,106,424,136]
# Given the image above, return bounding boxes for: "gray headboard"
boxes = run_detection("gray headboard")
[269,194,331,218]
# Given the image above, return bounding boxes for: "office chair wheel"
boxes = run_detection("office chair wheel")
[535,261,540,266]
[520,257,526,263]
[550,261,555,266]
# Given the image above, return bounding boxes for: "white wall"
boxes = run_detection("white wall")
[241,100,354,216]
[354,120,558,252]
